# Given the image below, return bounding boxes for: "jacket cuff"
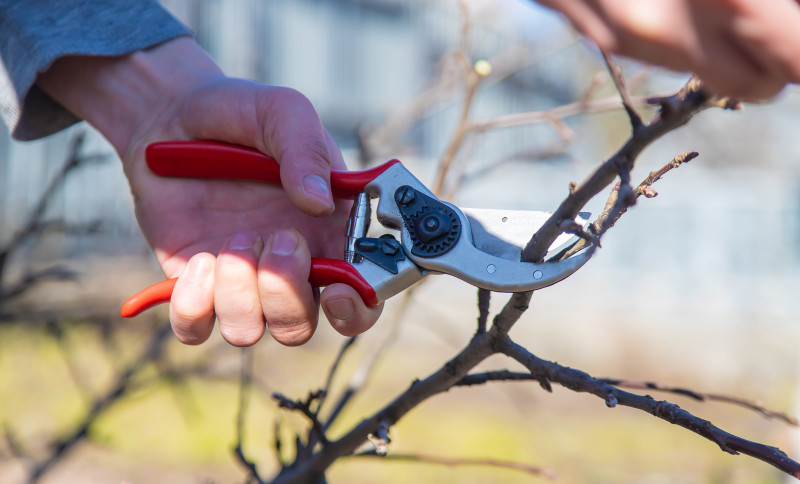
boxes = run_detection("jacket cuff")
[0,0,191,140]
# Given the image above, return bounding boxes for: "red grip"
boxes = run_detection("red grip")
[307,258,379,307]
[120,258,378,318]
[146,141,400,198]
[120,278,177,318]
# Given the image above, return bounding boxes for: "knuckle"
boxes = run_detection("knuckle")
[305,137,333,167]
[330,322,362,337]
[171,299,210,321]
[276,86,313,107]
[268,320,316,346]
[219,323,264,347]
[217,296,263,320]
[170,314,211,346]
[277,136,332,171]
[173,327,208,346]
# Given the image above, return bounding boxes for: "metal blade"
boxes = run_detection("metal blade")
[462,207,590,261]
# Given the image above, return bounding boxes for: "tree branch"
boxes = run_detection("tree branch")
[599,378,799,426]
[476,288,491,334]
[270,331,498,484]
[521,78,725,265]
[456,369,552,393]
[26,325,172,484]
[562,150,699,259]
[0,132,108,279]
[498,337,800,478]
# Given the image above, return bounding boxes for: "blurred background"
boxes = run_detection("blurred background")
[2,0,800,482]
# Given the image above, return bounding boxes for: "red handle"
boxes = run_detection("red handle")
[146,141,400,198]
[120,258,378,318]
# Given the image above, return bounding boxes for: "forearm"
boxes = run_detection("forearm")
[0,0,192,140]
[36,37,223,158]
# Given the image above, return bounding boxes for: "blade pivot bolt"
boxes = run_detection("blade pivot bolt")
[395,185,416,206]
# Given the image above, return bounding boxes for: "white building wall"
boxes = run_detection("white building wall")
[1,0,799,328]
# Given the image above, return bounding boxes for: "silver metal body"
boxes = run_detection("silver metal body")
[351,162,594,303]
[344,192,371,263]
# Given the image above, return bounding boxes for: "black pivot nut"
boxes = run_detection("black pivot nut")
[416,211,452,243]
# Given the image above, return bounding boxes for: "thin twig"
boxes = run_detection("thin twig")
[304,336,359,453]
[460,140,571,187]
[431,1,485,196]
[520,78,715,266]
[273,392,329,447]
[0,132,107,279]
[323,287,416,430]
[361,35,584,161]
[466,93,661,134]
[316,336,358,416]
[350,450,557,480]
[563,151,698,259]
[233,349,265,483]
[0,266,77,301]
[601,49,644,130]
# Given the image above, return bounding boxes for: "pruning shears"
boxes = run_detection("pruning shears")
[120,141,593,318]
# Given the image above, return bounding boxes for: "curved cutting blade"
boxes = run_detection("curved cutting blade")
[461,208,591,261]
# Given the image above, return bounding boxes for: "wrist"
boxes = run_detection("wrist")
[37,36,223,157]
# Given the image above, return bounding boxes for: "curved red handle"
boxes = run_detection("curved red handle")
[146,141,400,198]
[121,278,177,318]
[120,258,378,318]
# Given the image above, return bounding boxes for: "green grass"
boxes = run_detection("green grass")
[0,323,794,483]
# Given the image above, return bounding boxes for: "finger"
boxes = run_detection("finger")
[722,0,800,97]
[594,0,700,72]
[691,10,782,99]
[169,252,216,345]
[178,80,336,215]
[258,229,319,346]
[261,87,336,217]
[545,0,620,52]
[321,284,384,337]
[214,229,266,347]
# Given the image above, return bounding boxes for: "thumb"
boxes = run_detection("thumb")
[261,87,337,217]
[179,79,338,216]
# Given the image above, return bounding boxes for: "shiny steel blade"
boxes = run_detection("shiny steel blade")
[462,208,590,261]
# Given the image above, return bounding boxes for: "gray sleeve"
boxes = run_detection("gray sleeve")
[0,0,191,141]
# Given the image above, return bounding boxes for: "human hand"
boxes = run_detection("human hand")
[38,37,383,346]
[537,0,800,99]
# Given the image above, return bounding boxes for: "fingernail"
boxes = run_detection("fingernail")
[270,230,298,256]
[303,174,332,205]
[229,229,259,250]
[186,256,211,283]
[325,297,355,321]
